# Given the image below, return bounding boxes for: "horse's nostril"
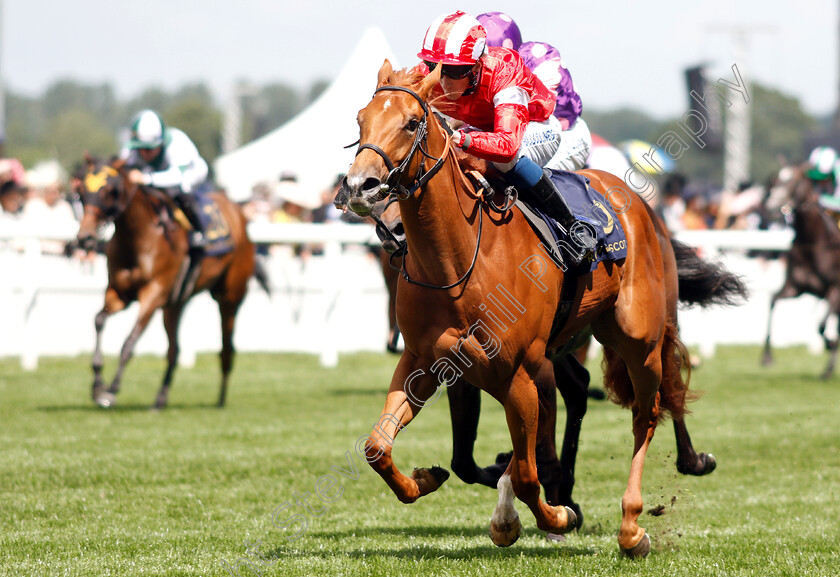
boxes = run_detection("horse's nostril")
[362,178,382,193]
[393,222,405,238]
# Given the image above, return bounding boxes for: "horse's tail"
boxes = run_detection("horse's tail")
[253,257,272,298]
[601,322,694,421]
[672,239,748,307]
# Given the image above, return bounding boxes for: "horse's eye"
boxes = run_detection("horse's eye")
[405,119,419,132]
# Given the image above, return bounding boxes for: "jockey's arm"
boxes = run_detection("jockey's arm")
[456,89,529,164]
[148,135,209,193]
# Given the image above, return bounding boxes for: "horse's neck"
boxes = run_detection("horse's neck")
[400,145,480,286]
[795,203,840,245]
[114,188,162,248]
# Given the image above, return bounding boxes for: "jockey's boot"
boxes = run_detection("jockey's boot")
[529,169,594,267]
[174,193,207,250]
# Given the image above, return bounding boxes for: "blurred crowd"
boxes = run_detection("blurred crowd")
[241,170,353,259]
[0,157,79,254]
[0,150,798,260]
[242,170,344,227]
[655,173,784,235]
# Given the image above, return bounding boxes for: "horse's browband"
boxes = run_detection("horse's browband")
[373,85,430,115]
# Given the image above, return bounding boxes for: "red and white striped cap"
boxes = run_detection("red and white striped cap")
[417,10,486,65]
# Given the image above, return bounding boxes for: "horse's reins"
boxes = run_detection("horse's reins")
[351,85,486,291]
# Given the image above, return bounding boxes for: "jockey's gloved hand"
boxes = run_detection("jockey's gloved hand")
[452,130,472,149]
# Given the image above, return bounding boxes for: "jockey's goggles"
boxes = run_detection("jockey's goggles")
[423,61,475,79]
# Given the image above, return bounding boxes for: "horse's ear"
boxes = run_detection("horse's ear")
[376,59,393,88]
[111,157,127,172]
[417,63,442,100]
[84,152,95,167]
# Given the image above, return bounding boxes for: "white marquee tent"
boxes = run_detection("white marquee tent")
[214,28,400,204]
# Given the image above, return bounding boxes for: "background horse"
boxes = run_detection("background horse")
[762,164,840,378]
[372,188,724,529]
[76,157,269,409]
[343,63,745,557]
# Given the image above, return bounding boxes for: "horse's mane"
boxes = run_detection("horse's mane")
[386,67,424,87]
[385,67,457,116]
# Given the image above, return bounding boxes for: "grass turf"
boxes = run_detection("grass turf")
[1,346,839,576]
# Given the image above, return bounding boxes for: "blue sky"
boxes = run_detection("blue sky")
[2,0,836,119]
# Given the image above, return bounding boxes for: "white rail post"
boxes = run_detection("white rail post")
[21,237,41,370]
[319,239,342,368]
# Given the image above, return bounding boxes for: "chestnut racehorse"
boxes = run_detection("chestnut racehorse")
[343,63,746,557]
[372,198,721,529]
[76,157,267,409]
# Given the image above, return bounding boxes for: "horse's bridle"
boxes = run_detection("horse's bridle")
[353,86,448,201]
[351,85,485,291]
[82,166,133,221]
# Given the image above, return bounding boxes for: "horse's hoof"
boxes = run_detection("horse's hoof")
[475,462,507,488]
[697,453,716,475]
[412,466,450,495]
[495,451,513,465]
[95,392,116,409]
[620,532,651,559]
[561,506,579,533]
[427,465,450,485]
[452,460,505,487]
[677,452,717,476]
[490,516,521,547]
[565,504,583,530]
[546,532,566,543]
[760,354,774,367]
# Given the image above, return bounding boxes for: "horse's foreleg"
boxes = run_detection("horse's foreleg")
[820,289,840,379]
[365,352,449,504]
[448,381,501,486]
[551,354,590,522]
[92,289,125,406]
[92,309,109,400]
[155,304,184,410]
[380,251,400,351]
[533,358,560,504]
[216,300,241,407]
[763,283,797,366]
[494,366,576,547]
[101,286,166,407]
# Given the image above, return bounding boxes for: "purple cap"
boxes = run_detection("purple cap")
[476,12,522,51]
[520,41,583,124]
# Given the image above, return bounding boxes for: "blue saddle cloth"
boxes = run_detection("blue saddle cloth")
[194,193,234,256]
[526,170,627,272]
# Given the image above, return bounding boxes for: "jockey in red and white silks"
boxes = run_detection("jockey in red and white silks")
[418,11,562,171]
[417,10,592,265]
